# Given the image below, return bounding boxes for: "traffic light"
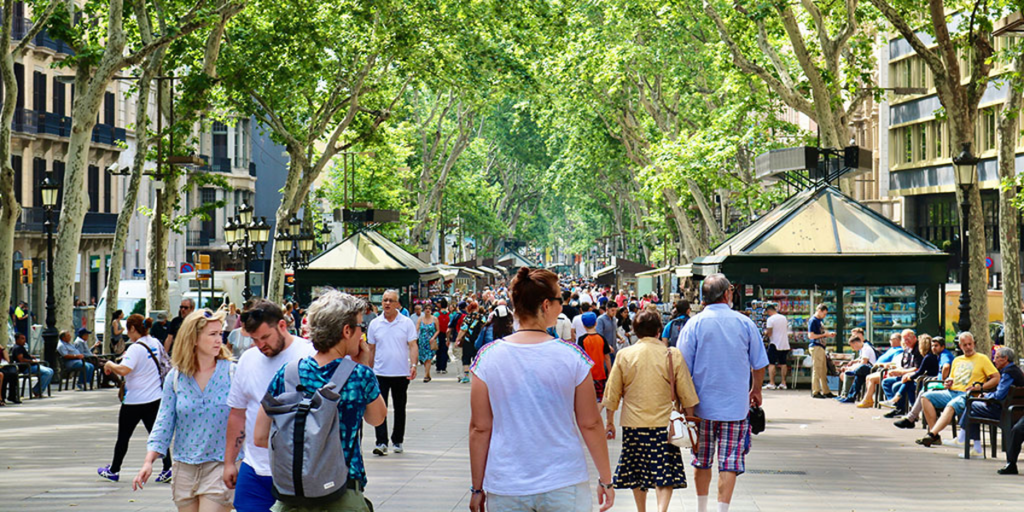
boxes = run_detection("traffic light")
[21,260,32,284]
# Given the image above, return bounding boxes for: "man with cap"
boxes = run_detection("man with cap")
[577,312,611,401]
[58,329,95,390]
[149,311,169,346]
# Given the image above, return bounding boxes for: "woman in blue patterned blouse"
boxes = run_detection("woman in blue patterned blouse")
[132,309,235,511]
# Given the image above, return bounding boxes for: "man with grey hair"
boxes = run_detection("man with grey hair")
[367,289,418,456]
[678,273,768,512]
[956,345,1024,458]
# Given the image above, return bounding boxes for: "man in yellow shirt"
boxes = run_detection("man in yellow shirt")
[915,332,999,447]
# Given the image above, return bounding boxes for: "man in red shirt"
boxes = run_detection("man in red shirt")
[436,298,451,374]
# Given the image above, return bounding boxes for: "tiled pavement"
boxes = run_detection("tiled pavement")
[1,374,1021,511]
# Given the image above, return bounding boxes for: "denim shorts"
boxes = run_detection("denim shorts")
[921,389,966,414]
[487,482,591,512]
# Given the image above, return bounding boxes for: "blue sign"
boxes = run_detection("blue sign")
[985,257,994,269]
[132,269,146,278]
[180,262,195,274]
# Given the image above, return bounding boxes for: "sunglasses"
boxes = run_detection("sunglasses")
[202,310,214,319]
[548,297,563,304]
[240,309,264,323]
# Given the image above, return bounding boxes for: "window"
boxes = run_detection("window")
[103,167,111,213]
[201,188,217,239]
[919,124,927,161]
[104,92,115,125]
[901,60,911,88]
[53,161,65,204]
[12,155,22,204]
[986,109,997,151]
[14,63,24,109]
[904,127,913,163]
[33,71,46,112]
[52,77,65,116]
[88,165,99,213]
[933,122,943,159]
[32,158,45,207]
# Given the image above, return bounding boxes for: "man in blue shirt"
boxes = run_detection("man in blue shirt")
[808,304,836,399]
[680,274,768,512]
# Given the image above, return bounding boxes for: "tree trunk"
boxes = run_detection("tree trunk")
[997,50,1024,356]
[0,10,21,348]
[267,156,310,303]
[105,72,153,351]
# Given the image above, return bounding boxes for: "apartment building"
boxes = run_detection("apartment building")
[9,6,130,310]
[881,31,1018,285]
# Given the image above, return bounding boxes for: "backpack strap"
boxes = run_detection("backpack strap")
[140,341,165,385]
[328,358,357,390]
[284,359,302,392]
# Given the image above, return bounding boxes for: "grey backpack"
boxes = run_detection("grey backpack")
[261,358,356,506]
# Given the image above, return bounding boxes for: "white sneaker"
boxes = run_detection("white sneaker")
[762,384,776,390]
[958,447,984,459]
[778,383,788,390]
[392,443,404,454]
[373,444,388,456]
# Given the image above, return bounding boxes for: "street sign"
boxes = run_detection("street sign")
[180,262,194,274]
[985,257,994,269]
[132,269,146,278]
[198,269,212,280]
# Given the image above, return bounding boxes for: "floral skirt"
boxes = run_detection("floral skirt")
[613,427,687,490]
[417,335,436,364]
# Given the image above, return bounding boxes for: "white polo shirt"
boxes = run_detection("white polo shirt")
[368,313,418,377]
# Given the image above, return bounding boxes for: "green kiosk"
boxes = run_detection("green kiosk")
[294,230,440,309]
[691,185,949,351]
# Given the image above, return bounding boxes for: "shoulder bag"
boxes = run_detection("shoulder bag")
[666,349,700,449]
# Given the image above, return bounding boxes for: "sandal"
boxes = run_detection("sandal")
[423,376,432,383]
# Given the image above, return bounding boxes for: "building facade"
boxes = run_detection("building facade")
[10,8,130,313]
[882,31,1018,286]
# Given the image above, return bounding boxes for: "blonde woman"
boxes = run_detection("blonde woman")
[133,309,235,511]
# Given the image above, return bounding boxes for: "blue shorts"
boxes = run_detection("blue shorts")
[921,390,966,414]
[235,462,275,512]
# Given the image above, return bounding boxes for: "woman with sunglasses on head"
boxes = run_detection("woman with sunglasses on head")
[132,309,235,510]
[469,267,614,512]
[99,314,173,483]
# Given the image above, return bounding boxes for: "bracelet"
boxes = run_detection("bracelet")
[597,479,613,489]
[470,486,484,495]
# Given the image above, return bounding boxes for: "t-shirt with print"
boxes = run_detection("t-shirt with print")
[367,314,418,377]
[470,339,593,496]
[949,352,998,392]
[577,333,610,380]
[120,335,166,405]
[267,356,380,486]
[226,336,315,476]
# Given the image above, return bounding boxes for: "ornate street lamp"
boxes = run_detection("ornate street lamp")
[40,173,60,370]
[226,208,269,301]
[952,143,980,334]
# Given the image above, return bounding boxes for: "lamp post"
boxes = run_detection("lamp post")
[225,202,269,301]
[952,143,980,333]
[40,173,60,370]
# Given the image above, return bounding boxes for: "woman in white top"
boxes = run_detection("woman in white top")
[98,314,172,483]
[469,267,614,512]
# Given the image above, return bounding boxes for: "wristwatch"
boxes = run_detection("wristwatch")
[470,486,484,495]
[597,479,613,489]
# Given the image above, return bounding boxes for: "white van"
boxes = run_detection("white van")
[95,280,182,342]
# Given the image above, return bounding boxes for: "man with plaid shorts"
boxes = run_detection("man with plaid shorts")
[678,274,768,512]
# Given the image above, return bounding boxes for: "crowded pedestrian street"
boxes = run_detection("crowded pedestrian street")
[1,375,1016,512]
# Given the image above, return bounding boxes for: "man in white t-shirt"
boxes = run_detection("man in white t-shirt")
[367,289,418,456]
[570,302,593,340]
[223,300,314,512]
[836,334,878,403]
[763,304,791,390]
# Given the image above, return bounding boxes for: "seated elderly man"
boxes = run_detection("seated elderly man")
[912,332,999,446]
[57,329,95,390]
[836,335,877,403]
[956,347,1024,457]
[858,330,922,409]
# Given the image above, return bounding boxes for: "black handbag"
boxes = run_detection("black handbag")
[749,405,766,435]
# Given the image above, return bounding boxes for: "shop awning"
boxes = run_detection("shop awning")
[636,265,672,278]
[675,265,693,279]
[593,265,618,279]
[476,266,501,277]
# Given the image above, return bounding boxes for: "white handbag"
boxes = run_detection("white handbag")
[666,350,700,449]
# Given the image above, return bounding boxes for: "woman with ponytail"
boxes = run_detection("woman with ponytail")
[98,314,173,483]
[468,267,615,512]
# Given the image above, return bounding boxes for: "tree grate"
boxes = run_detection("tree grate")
[746,469,807,475]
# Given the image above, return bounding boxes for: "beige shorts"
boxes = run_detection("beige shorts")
[171,460,234,508]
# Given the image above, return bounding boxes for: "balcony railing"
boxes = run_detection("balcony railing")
[13,108,38,134]
[38,112,72,137]
[92,123,126,145]
[33,29,74,55]
[16,208,116,235]
[186,230,214,246]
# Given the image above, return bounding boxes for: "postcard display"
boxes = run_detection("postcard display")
[748,288,836,346]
